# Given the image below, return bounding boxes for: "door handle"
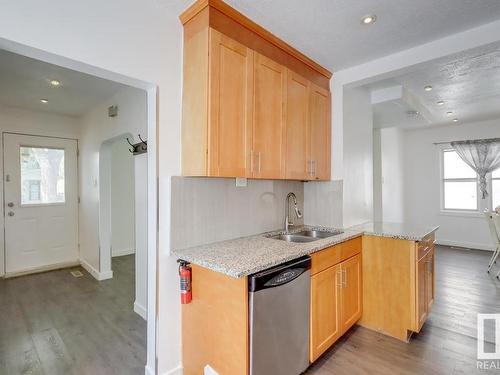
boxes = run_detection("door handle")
[8,211,14,217]
[7,202,14,207]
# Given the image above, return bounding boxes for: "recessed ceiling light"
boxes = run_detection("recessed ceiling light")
[361,15,377,25]
[424,85,433,91]
[50,79,60,87]
[446,111,453,116]
[40,99,49,103]
[436,100,445,106]
[453,118,459,122]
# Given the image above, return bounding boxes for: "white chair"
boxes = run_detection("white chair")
[493,215,500,280]
[484,211,500,273]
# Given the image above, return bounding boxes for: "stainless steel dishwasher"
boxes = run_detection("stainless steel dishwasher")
[249,256,311,375]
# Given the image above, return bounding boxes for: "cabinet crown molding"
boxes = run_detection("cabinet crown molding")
[179,0,332,80]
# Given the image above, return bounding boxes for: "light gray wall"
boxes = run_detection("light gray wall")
[373,129,382,222]
[403,118,500,250]
[304,180,343,228]
[171,177,304,250]
[342,87,374,227]
[110,138,135,257]
[374,127,405,222]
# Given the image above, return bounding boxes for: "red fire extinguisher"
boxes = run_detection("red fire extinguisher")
[178,260,192,304]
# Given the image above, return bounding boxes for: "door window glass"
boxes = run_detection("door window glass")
[20,147,65,204]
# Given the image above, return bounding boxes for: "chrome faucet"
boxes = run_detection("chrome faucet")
[284,192,302,233]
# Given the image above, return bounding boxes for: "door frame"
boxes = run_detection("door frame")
[0,39,159,375]
[2,132,80,277]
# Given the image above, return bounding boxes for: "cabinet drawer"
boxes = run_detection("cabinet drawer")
[311,244,341,275]
[417,233,435,261]
[341,237,362,260]
[311,238,362,275]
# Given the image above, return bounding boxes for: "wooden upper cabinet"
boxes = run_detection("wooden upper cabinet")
[285,71,310,180]
[309,83,331,180]
[180,0,332,179]
[252,53,286,178]
[208,30,253,177]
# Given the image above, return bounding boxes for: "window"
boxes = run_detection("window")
[442,149,478,211]
[20,147,65,205]
[493,168,500,209]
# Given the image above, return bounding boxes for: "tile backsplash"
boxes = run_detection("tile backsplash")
[304,180,343,228]
[171,177,304,250]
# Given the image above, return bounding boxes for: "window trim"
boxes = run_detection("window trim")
[439,147,480,213]
[19,145,66,207]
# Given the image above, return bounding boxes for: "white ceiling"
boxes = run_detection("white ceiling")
[366,42,500,128]
[0,50,130,117]
[218,0,500,70]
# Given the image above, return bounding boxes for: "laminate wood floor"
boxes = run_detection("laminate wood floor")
[306,245,500,375]
[0,255,146,375]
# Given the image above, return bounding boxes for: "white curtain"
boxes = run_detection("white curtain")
[451,138,500,199]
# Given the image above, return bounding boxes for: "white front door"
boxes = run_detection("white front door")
[4,133,78,275]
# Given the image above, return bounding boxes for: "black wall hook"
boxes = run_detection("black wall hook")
[126,135,147,155]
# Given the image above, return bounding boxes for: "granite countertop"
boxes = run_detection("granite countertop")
[172,226,363,278]
[350,221,439,241]
[173,222,439,278]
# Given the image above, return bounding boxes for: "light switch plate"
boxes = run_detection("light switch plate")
[235,177,247,187]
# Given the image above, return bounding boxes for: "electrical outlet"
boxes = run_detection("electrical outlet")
[235,177,247,187]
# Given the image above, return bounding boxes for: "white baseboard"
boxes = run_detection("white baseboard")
[436,239,494,251]
[134,300,147,320]
[80,259,114,281]
[112,248,135,257]
[161,365,183,375]
[3,260,80,278]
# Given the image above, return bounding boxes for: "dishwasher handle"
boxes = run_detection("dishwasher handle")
[249,256,310,292]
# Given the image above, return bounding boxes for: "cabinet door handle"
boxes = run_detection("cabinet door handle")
[342,269,347,288]
[337,270,342,288]
[250,150,254,173]
[258,152,261,174]
[312,160,316,178]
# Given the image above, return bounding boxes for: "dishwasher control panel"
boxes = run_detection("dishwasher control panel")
[265,269,303,287]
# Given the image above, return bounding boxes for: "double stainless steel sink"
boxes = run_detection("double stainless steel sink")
[268,229,344,243]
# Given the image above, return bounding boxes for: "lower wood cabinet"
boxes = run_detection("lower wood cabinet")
[360,233,435,341]
[416,247,435,331]
[340,253,362,333]
[310,263,342,362]
[310,240,362,362]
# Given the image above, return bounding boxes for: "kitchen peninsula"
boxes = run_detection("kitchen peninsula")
[174,222,438,375]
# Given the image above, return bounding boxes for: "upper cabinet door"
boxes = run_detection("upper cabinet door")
[309,83,331,180]
[252,53,286,179]
[208,30,253,177]
[285,70,310,180]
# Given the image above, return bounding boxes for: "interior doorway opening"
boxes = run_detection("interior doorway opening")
[0,41,157,374]
[99,133,148,319]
